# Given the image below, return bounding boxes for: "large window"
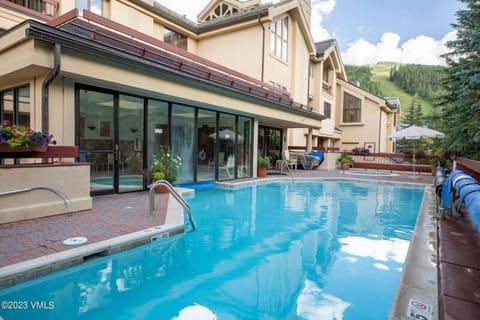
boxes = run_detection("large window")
[343,92,362,123]
[171,104,195,183]
[77,0,102,15]
[270,16,288,62]
[164,28,187,50]
[1,86,30,126]
[324,102,331,119]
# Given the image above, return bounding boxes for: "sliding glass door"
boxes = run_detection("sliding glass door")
[118,94,144,192]
[78,88,115,194]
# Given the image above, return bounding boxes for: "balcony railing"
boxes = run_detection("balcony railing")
[2,0,59,18]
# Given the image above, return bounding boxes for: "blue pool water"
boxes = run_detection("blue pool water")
[91,176,143,186]
[0,180,424,320]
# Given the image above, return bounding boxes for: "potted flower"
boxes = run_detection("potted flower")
[257,155,270,177]
[0,120,54,152]
[149,146,181,193]
[338,151,353,170]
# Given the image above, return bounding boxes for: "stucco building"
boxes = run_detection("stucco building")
[0,0,399,194]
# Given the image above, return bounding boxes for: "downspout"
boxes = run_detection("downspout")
[42,44,61,133]
[378,107,382,152]
[258,16,265,82]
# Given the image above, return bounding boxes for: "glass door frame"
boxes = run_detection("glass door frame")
[76,84,125,196]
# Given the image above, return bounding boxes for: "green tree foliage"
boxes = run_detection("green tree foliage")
[344,65,383,96]
[440,0,480,160]
[390,64,447,103]
[403,97,424,126]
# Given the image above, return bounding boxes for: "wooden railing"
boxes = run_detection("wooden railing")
[348,152,436,173]
[0,145,80,164]
[456,157,480,181]
[288,146,339,153]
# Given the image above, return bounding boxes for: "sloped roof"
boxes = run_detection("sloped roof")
[24,11,323,121]
[315,39,337,56]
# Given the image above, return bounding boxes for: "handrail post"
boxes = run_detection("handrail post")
[149,180,196,232]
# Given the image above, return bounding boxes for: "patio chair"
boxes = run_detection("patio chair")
[279,150,297,174]
[221,155,235,178]
[208,151,225,170]
[221,155,247,178]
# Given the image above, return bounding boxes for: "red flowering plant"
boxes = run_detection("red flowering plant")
[0,120,55,149]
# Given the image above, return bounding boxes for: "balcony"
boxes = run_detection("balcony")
[2,0,59,19]
[322,80,332,95]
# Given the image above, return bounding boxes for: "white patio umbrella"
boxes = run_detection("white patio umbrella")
[388,125,445,177]
[209,129,244,142]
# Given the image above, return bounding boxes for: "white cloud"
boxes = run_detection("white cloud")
[311,0,336,41]
[341,31,456,66]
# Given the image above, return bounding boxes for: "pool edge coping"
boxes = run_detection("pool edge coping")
[389,185,438,320]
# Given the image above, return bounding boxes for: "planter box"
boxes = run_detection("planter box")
[0,164,92,224]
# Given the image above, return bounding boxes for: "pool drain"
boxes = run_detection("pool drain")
[63,236,88,246]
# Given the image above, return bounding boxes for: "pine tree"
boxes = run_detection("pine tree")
[403,97,423,126]
[440,0,480,159]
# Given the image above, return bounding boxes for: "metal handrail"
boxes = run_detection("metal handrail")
[0,186,73,213]
[279,160,295,182]
[149,180,196,232]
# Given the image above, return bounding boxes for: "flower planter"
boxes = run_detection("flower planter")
[257,167,267,177]
[0,144,48,153]
[154,185,170,194]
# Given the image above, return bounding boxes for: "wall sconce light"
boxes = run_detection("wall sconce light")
[130,128,138,133]
[88,125,96,131]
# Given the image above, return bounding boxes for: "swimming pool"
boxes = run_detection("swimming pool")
[0,180,424,320]
[91,176,143,186]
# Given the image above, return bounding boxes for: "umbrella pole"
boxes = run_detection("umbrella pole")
[410,141,420,179]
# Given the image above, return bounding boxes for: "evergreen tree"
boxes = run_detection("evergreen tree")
[403,97,424,126]
[440,0,480,160]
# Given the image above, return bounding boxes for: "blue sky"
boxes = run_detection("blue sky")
[322,0,462,50]
[155,0,464,65]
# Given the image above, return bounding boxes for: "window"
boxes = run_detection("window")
[270,16,288,62]
[164,28,187,50]
[1,86,30,126]
[343,92,362,123]
[77,0,102,15]
[323,102,331,119]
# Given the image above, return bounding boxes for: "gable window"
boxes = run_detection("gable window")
[343,92,362,123]
[323,102,331,119]
[164,28,187,50]
[270,16,288,62]
[77,0,102,15]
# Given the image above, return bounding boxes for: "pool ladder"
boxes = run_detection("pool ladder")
[279,160,295,182]
[149,180,196,232]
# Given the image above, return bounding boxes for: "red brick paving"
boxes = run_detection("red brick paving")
[0,192,169,267]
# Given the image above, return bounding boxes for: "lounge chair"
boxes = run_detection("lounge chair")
[297,151,324,170]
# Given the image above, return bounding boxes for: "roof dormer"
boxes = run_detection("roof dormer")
[197,0,261,22]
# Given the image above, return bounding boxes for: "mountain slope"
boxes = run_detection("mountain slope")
[370,63,434,116]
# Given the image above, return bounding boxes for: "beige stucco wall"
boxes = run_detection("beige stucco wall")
[0,7,34,30]
[0,164,92,224]
[197,24,263,80]
[336,81,395,152]
[110,1,154,36]
[288,16,310,105]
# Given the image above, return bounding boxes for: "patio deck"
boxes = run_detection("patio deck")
[0,169,478,319]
